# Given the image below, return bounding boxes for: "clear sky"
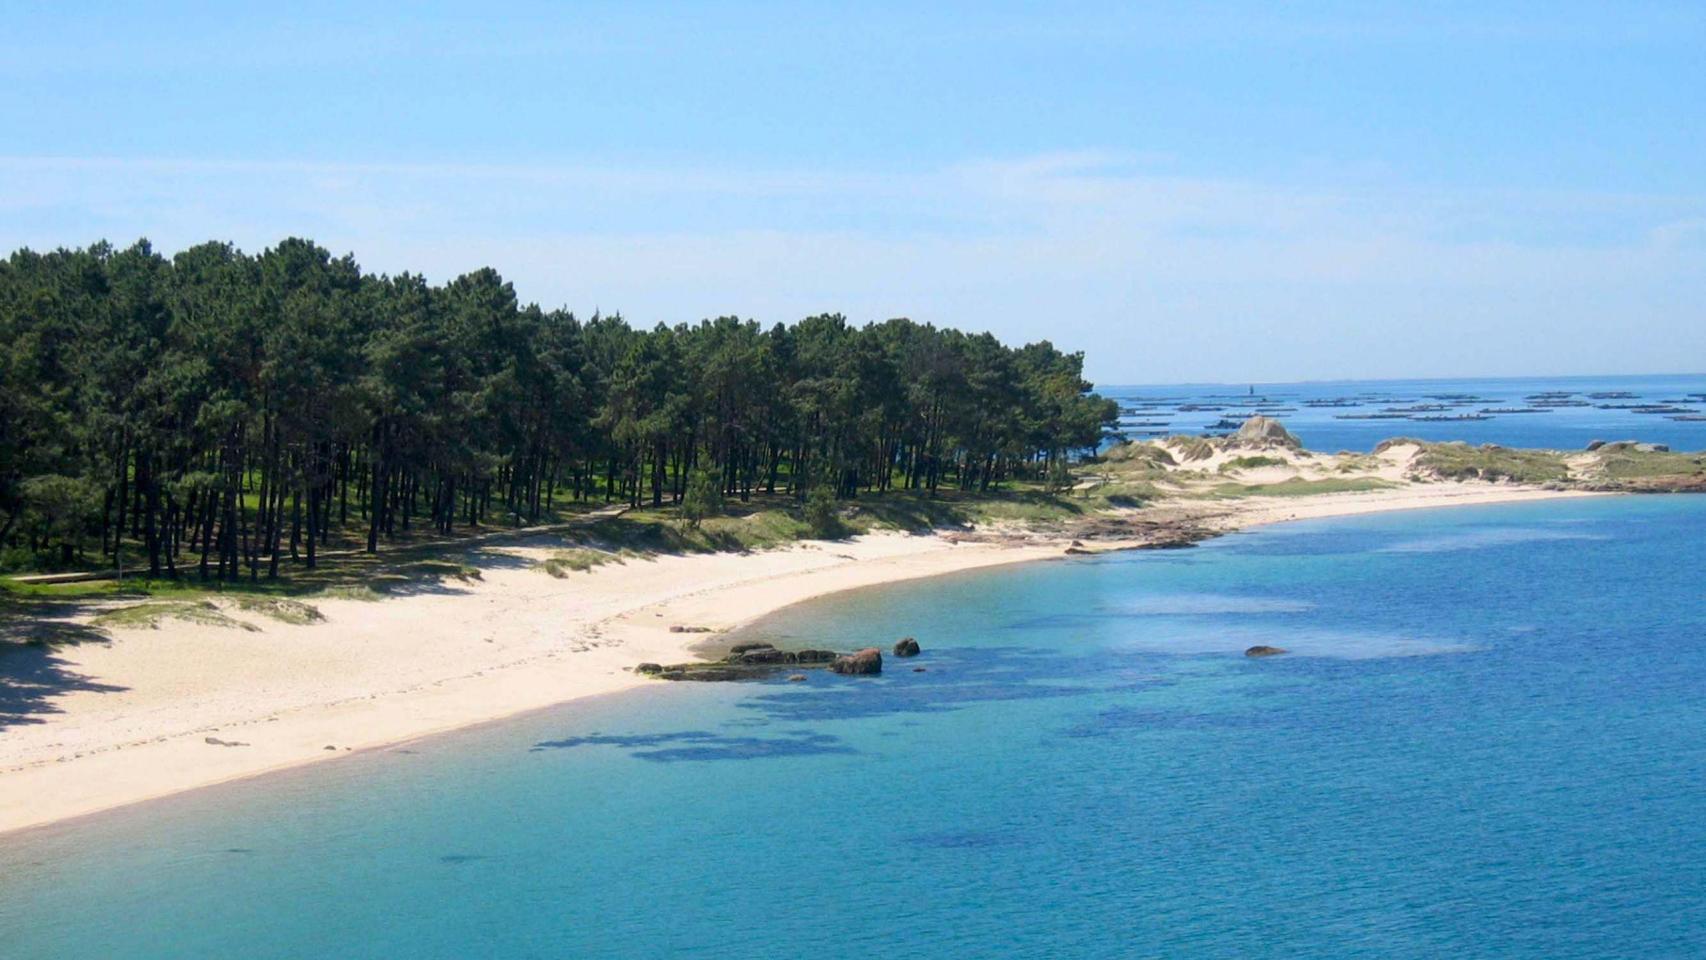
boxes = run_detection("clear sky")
[3,1,1702,384]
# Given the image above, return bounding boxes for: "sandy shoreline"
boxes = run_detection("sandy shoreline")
[0,482,1602,837]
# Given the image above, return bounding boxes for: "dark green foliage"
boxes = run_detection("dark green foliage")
[679,467,724,528]
[0,239,1116,576]
[803,484,844,539]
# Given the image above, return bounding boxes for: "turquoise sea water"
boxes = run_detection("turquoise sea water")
[3,496,1704,958]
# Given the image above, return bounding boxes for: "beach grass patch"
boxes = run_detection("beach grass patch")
[1415,443,1570,483]
[92,600,260,632]
[1218,455,1288,473]
[1208,477,1397,498]
[540,548,623,577]
[229,595,325,625]
[1595,450,1705,480]
[313,584,385,602]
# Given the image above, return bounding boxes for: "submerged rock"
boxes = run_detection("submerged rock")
[787,674,807,682]
[1244,645,1288,658]
[829,648,883,675]
[893,637,921,657]
[647,646,857,682]
[656,665,769,682]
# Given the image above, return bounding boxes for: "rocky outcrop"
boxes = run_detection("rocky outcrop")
[1244,645,1287,658]
[1593,440,1671,453]
[893,637,921,657]
[829,648,883,675]
[1232,416,1302,449]
[642,643,899,681]
[655,666,761,682]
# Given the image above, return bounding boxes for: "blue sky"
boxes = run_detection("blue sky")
[2,1,1702,383]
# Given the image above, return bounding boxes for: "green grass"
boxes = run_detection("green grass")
[312,584,385,602]
[1414,443,1571,483]
[1333,454,1382,474]
[1594,450,1706,480]
[1218,455,1288,472]
[1207,477,1396,498]
[574,507,813,555]
[539,547,624,577]
[91,599,260,632]
[1102,442,1177,468]
[229,595,325,625]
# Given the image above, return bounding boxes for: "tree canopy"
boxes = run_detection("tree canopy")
[0,238,1117,579]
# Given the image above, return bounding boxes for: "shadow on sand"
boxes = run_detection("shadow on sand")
[0,613,127,729]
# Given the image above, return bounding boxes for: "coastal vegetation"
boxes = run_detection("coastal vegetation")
[1207,477,1396,498]
[0,238,1116,579]
[1410,442,1572,484]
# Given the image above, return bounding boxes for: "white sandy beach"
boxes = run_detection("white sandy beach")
[0,481,1603,836]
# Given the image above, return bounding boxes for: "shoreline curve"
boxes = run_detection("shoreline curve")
[0,483,1606,838]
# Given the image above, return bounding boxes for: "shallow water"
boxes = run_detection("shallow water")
[2,496,1703,958]
[1104,373,1706,451]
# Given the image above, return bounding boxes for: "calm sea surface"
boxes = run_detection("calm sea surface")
[2,494,1703,958]
[1102,373,1706,452]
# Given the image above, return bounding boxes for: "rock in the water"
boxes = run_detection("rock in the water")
[1594,440,1671,454]
[733,647,789,665]
[635,662,663,675]
[794,649,837,663]
[1244,645,1288,658]
[1064,546,1092,555]
[893,637,921,657]
[787,674,807,682]
[1233,416,1301,449]
[728,642,774,654]
[829,647,883,675]
[912,667,927,673]
[656,666,761,682]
